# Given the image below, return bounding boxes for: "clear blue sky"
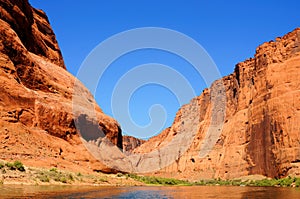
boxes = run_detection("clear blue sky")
[30,0,300,139]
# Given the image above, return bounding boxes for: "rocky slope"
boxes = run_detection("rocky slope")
[133,28,300,180]
[0,0,122,173]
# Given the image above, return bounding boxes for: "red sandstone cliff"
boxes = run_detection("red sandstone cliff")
[1,0,299,180]
[0,0,122,173]
[134,28,300,180]
[123,136,145,152]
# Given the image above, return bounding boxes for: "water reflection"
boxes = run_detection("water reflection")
[1,185,300,199]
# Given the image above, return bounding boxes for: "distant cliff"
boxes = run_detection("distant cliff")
[0,0,122,173]
[134,28,300,180]
[123,136,145,152]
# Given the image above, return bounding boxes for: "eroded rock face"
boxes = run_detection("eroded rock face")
[0,0,122,173]
[134,28,300,180]
[123,136,145,152]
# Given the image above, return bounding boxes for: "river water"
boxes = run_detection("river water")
[1,185,300,198]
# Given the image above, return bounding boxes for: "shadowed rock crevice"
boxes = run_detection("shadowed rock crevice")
[247,111,278,178]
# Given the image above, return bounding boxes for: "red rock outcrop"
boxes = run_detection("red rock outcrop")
[0,0,122,173]
[134,28,300,180]
[122,136,145,152]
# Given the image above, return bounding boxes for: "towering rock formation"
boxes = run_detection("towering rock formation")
[0,0,122,172]
[1,0,299,179]
[134,28,300,180]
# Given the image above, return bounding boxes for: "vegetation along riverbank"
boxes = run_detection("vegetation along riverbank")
[1,160,299,188]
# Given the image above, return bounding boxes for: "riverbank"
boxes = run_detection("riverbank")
[0,160,143,186]
[1,160,300,188]
[123,174,300,188]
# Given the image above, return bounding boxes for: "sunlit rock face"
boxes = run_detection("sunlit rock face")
[133,28,300,180]
[0,0,122,173]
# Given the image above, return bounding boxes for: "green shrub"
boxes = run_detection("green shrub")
[278,176,294,187]
[49,168,57,172]
[13,161,25,172]
[127,174,190,185]
[295,178,300,187]
[5,162,15,170]
[60,177,67,183]
[4,161,25,172]
[53,175,61,182]
[99,177,108,182]
[0,163,4,169]
[254,179,273,186]
[195,176,300,187]
[38,175,50,182]
[68,174,74,181]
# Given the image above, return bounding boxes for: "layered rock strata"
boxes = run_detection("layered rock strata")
[134,28,300,180]
[0,0,122,173]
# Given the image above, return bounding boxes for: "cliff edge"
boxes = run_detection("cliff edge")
[0,0,122,173]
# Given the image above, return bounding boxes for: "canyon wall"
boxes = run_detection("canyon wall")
[134,28,300,180]
[0,0,122,173]
[1,0,299,179]
[123,136,145,152]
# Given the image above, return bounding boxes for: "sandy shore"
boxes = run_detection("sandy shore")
[0,160,143,186]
